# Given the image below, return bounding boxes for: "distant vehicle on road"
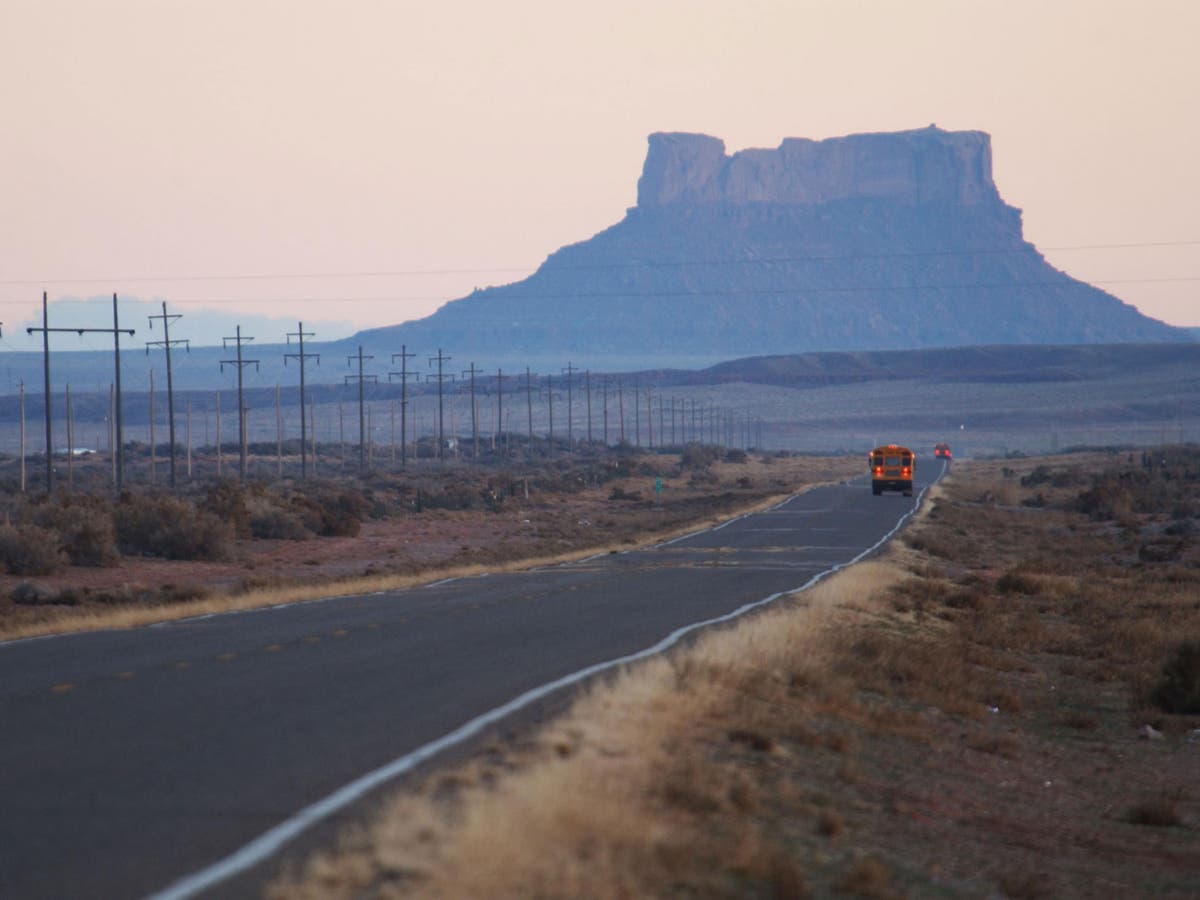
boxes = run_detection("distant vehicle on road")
[870,444,914,496]
[934,442,952,460]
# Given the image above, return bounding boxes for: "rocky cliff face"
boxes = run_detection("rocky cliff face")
[355,127,1186,368]
[636,126,999,208]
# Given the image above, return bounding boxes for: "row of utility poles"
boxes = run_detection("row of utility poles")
[22,292,761,493]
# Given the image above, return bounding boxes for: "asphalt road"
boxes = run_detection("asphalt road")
[0,462,941,899]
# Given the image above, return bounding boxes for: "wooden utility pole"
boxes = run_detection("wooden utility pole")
[149,369,156,484]
[427,349,452,460]
[65,384,73,489]
[310,394,317,473]
[561,362,576,452]
[462,362,481,458]
[525,367,534,449]
[338,400,345,468]
[585,370,592,446]
[634,381,640,448]
[387,345,416,468]
[108,384,114,485]
[215,391,222,477]
[146,302,187,489]
[495,368,504,455]
[285,322,319,479]
[546,373,554,452]
[646,386,653,449]
[186,399,192,478]
[27,291,134,494]
[618,377,625,444]
[602,377,609,447]
[19,381,26,494]
[33,292,51,491]
[220,326,258,480]
[345,346,376,471]
[275,384,283,476]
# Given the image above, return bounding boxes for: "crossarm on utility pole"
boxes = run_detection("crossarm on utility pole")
[285,323,320,479]
[146,302,188,489]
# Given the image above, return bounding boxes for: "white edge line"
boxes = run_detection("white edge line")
[144,481,929,900]
[659,489,806,547]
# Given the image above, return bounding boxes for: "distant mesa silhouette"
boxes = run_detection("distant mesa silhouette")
[347,125,1184,366]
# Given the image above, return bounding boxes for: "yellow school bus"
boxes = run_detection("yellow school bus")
[870,444,914,496]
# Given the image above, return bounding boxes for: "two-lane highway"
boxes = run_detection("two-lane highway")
[0,463,940,899]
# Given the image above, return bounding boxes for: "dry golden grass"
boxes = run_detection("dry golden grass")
[273,450,1200,898]
[270,560,909,900]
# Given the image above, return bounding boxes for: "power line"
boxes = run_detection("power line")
[2,276,1196,311]
[3,238,1198,288]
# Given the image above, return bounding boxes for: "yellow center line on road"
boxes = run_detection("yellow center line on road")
[215,652,237,661]
[175,661,191,669]
[332,629,348,637]
[115,671,135,680]
[264,644,283,653]
[303,636,320,644]
[51,683,75,694]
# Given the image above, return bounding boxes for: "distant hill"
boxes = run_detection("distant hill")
[348,126,1186,368]
[8,296,353,352]
[700,342,1200,386]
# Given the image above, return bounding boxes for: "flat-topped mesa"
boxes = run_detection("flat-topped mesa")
[636,126,1001,208]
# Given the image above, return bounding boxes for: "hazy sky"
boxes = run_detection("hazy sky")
[3,0,1197,347]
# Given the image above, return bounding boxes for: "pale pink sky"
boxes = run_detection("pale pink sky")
[2,0,1197,343]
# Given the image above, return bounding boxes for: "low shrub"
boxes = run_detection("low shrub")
[834,856,894,897]
[114,493,234,561]
[158,582,212,604]
[1126,792,1183,827]
[246,495,310,540]
[0,524,68,575]
[11,581,55,605]
[28,497,119,567]
[1057,711,1100,731]
[1076,481,1133,521]
[292,487,369,536]
[416,483,480,511]
[680,443,720,469]
[202,480,252,538]
[996,570,1044,595]
[1150,641,1200,714]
